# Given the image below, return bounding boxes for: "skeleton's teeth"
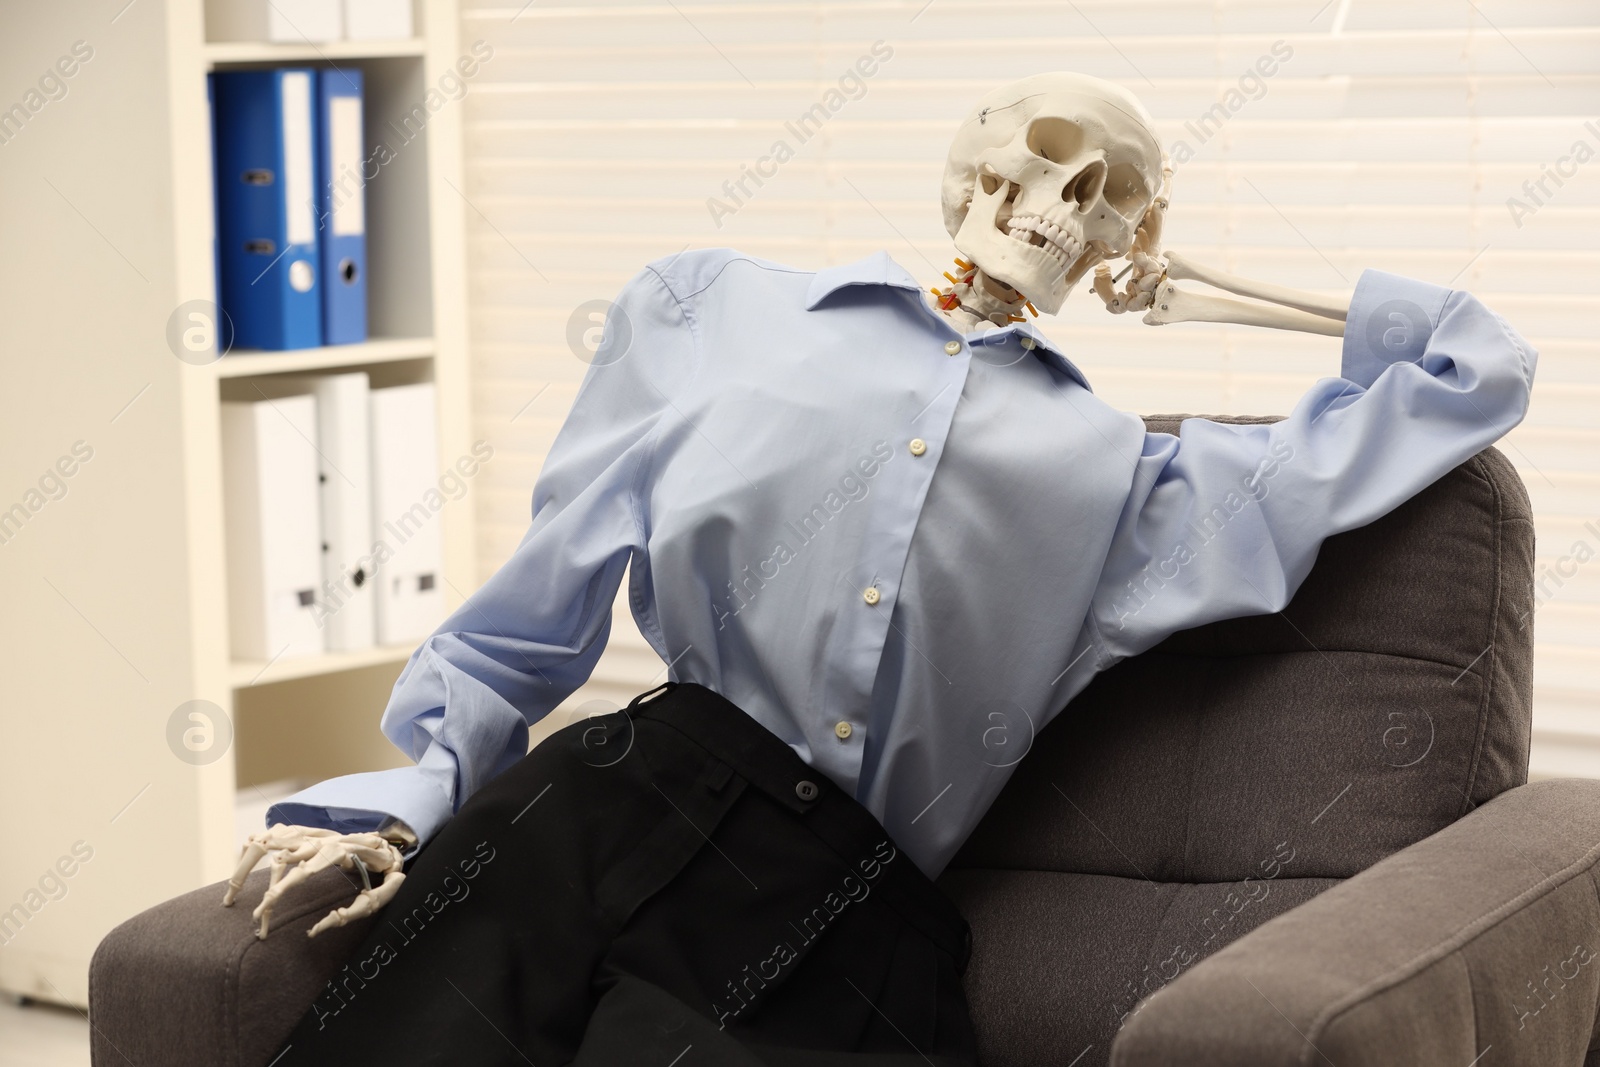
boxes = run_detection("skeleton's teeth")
[1005,214,1080,273]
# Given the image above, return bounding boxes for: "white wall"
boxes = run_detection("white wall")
[454,0,1600,769]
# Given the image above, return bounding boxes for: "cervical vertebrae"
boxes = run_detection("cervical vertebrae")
[930,255,1031,332]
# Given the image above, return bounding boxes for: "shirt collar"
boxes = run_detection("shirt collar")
[804,249,926,309]
[803,250,1093,393]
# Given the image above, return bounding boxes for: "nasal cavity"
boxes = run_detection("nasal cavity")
[1063,160,1107,210]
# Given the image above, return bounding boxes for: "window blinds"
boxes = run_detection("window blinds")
[459,0,1600,770]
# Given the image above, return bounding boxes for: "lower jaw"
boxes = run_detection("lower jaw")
[1064,246,1103,286]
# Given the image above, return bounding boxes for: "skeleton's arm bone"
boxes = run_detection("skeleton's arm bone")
[1143,280,1346,337]
[1164,251,1349,322]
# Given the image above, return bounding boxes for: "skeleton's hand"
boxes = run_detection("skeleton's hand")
[1094,160,1174,314]
[1088,159,1349,336]
[221,823,410,940]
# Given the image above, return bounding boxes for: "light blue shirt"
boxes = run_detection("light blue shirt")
[271,248,1536,878]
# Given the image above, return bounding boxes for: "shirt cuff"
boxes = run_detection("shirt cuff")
[1339,269,1453,390]
[266,765,455,854]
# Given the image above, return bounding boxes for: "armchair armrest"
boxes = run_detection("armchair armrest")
[1112,779,1600,1067]
[89,866,372,1067]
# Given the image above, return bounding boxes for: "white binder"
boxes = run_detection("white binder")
[343,0,414,40]
[205,0,343,43]
[370,382,445,645]
[221,395,325,662]
[277,373,376,652]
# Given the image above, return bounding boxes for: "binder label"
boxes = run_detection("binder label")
[281,71,315,247]
[329,95,365,237]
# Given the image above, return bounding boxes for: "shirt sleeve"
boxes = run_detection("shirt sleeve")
[267,262,697,848]
[1086,268,1537,664]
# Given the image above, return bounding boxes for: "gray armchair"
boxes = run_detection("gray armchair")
[92,417,1600,1066]
[937,418,1600,1065]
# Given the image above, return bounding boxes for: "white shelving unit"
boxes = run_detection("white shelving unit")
[203,38,427,64]
[212,336,435,377]
[0,0,473,1006]
[229,642,419,689]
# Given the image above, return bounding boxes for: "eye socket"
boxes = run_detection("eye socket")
[1025,117,1086,164]
[1103,162,1150,216]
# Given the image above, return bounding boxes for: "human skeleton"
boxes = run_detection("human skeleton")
[228,71,1354,939]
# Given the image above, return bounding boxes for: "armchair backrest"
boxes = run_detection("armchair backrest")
[949,419,1535,886]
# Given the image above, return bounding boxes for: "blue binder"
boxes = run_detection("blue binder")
[206,73,219,318]
[212,69,322,351]
[317,68,368,345]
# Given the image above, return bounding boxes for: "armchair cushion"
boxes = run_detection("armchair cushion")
[938,867,1339,1060]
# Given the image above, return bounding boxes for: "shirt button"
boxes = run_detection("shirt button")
[944,340,962,356]
[862,586,881,606]
[1020,336,1035,350]
[795,780,819,801]
[908,438,927,456]
[834,721,853,740]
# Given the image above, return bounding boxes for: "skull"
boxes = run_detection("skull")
[940,73,1166,315]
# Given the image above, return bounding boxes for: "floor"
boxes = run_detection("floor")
[1,998,89,1066]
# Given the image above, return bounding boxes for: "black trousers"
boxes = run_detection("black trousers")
[276,682,979,1065]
